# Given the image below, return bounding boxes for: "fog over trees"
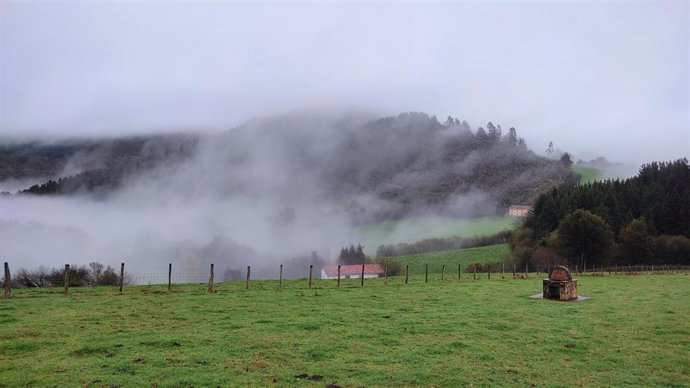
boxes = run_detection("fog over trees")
[1,2,687,283]
[0,111,576,276]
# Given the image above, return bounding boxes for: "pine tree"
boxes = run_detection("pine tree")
[356,243,366,263]
[506,127,518,146]
[487,122,501,142]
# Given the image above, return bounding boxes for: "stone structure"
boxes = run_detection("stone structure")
[542,266,578,301]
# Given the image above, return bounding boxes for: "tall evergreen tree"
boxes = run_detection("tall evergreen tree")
[506,127,518,146]
[487,122,501,142]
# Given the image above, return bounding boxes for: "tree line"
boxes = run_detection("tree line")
[512,159,690,268]
[9,262,126,288]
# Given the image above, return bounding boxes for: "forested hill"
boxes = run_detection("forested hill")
[203,112,579,220]
[0,134,199,194]
[526,159,690,240]
[1,112,578,220]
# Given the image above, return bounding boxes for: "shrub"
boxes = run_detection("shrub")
[655,235,690,264]
[98,266,119,286]
[376,259,402,276]
[12,266,52,288]
[46,265,91,287]
[9,262,124,288]
[466,262,483,273]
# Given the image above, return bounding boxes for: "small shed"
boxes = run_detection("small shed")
[507,205,532,217]
[321,264,384,280]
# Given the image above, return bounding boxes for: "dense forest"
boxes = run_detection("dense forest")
[513,159,690,267]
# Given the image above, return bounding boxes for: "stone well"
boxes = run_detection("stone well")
[542,266,578,301]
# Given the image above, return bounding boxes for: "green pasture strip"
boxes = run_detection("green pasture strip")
[1,274,688,387]
[572,166,605,184]
[360,216,518,251]
[388,243,510,275]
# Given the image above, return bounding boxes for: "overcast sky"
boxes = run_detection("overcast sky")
[1,1,688,164]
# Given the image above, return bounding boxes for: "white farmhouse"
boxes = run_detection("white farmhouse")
[507,205,533,217]
[321,264,384,279]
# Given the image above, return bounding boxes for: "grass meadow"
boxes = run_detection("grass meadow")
[359,216,518,252]
[392,244,510,275]
[1,273,688,387]
[572,166,605,184]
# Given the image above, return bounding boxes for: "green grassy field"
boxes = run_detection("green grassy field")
[360,216,518,252]
[572,166,605,184]
[2,273,688,387]
[391,244,510,275]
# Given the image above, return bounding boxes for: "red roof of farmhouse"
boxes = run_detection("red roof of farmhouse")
[323,264,384,277]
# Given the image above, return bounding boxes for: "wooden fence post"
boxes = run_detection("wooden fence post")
[308,265,313,289]
[119,263,125,293]
[405,265,409,284]
[458,263,461,281]
[3,262,11,298]
[208,263,214,293]
[168,263,172,291]
[384,261,388,286]
[488,264,491,280]
[425,264,428,283]
[360,264,365,287]
[513,264,516,278]
[279,264,283,289]
[525,263,529,278]
[441,265,445,282]
[64,264,70,295]
[502,263,505,279]
[473,264,477,280]
[246,266,251,290]
[337,265,341,288]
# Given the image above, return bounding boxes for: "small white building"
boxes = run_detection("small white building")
[321,264,384,279]
[507,205,532,217]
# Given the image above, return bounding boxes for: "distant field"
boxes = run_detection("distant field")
[572,165,605,184]
[2,274,688,387]
[390,243,510,275]
[359,216,518,252]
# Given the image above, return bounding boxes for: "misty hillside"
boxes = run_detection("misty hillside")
[0,134,199,194]
[1,112,578,221]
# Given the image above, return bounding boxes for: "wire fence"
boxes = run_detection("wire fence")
[3,261,689,298]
